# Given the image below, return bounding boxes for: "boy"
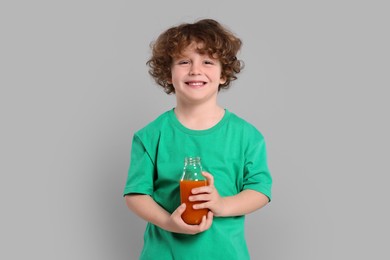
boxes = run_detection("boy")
[124,18,272,259]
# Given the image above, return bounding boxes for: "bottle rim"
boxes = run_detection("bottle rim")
[184,156,201,163]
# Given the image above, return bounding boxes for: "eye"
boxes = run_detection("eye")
[178,60,190,65]
[204,60,214,65]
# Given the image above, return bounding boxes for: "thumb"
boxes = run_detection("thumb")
[202,171,214,187]
[176,203,186,215]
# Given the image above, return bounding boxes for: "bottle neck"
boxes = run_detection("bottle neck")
[182,156,204,181]
[185,156,201,165]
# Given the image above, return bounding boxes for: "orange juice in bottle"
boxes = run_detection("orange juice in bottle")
[180,156,209,225]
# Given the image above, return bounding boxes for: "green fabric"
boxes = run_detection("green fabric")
[123,108,272,259]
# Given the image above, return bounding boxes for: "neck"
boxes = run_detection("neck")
[174,103,225,130]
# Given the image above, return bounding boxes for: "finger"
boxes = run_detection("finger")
[189,211,213,233]
[189,193,209,203]
[174,203,186,215]
[191,185,212,195]
[193,202,208,210]
[202,171,214,187]
[198,215,207,230]
[203,211,214,230]
[207,211,214,223]
[185,218,207,234]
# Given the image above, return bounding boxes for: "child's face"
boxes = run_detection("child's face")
[169,42,226,105]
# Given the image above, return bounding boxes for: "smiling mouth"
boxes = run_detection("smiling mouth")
[186,81,206,87]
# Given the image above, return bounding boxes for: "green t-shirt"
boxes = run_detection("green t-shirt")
[124,108,272,259]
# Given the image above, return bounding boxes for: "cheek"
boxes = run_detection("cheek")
[167,70,175,84]
[171,69,187,80]
[217,71,226,84]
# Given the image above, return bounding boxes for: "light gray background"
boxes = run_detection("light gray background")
[1,0,389,259]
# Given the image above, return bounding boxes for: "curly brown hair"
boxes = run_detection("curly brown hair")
[146,19,244,94]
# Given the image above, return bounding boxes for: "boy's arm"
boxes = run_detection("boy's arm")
[125,194,213,234]
[125,194,171,225]
[191,172,269,217]
[214,189,269,217]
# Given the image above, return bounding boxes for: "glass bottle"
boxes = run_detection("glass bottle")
[180,156,209,225]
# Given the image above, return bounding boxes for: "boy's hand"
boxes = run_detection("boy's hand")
[189,171,225,216]
[168,203,213,235]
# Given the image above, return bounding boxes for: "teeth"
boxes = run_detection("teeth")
[188,82,204,86]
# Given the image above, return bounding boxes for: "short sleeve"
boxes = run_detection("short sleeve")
[243,132,273,201]
[123,134,155,196]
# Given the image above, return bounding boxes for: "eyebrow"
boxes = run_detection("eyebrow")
[174,53,218,60]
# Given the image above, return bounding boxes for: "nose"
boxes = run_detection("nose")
[189,62,201,76]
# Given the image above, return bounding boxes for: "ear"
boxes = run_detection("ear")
[219,76,226,85]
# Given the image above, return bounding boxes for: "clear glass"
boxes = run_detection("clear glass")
[180,156,209,225]
[181,156,205,181]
